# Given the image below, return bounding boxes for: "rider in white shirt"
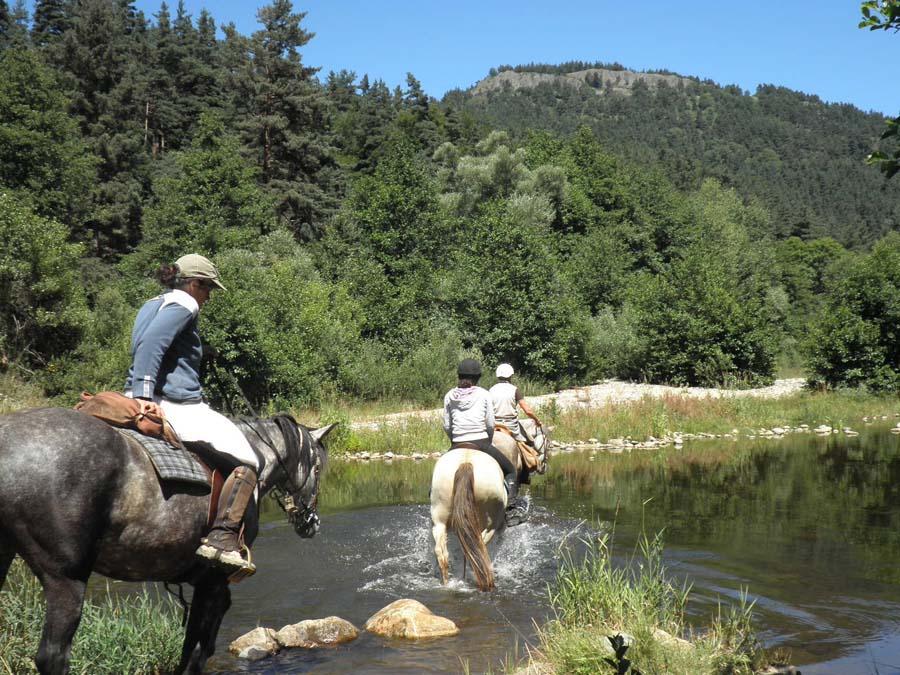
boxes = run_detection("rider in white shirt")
[489,363,542,444]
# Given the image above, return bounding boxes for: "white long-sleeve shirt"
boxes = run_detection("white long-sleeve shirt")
[443,386,495,443]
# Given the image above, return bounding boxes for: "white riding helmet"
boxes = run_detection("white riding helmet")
[496,363,514,379]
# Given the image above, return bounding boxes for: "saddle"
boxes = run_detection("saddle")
[495,423,541,472]
[74,391,226,530]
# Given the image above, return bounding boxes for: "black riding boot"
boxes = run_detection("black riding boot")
[196,466,257,575]
[504,475,530,527]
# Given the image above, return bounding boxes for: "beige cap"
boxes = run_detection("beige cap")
[174,254,226,290]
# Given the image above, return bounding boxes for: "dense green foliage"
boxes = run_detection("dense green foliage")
[453,66,897,248]
[808,233,900,390]
[0,1,896,406]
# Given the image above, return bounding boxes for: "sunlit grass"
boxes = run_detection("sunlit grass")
[322,389,899,457]
[542,390,899,444]
[527,528,766,675]
[0,559,182,675]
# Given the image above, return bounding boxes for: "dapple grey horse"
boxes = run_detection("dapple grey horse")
[0,407,333,675]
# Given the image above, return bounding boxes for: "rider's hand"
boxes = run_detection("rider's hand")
[136,399,163,420]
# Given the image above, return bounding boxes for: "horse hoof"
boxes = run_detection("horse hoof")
[505,496,531,527]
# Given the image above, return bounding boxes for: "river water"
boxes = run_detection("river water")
[205,424,900,674]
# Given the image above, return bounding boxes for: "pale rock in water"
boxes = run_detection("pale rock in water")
[276,616,359,648]
[365,599,459,639]
[229,627,280,658]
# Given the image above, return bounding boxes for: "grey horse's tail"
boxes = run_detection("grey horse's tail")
[449,462,494,591]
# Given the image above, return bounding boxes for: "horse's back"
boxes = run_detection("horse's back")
[431,449,505,511]
[0,407,127,480]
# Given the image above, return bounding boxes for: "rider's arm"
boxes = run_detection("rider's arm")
[517,389,542,426]
[484,391,495,438]
[131,303,195,400]
[442,394,453,440]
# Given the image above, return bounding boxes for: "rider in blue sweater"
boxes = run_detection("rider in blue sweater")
[125,254,258,575]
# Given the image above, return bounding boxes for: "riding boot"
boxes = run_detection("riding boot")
[504,475,530,527]
[196,466,257,574]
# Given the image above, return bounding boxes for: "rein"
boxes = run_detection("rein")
[209,364,319,533]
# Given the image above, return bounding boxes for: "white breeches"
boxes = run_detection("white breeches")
[158,400,259,471]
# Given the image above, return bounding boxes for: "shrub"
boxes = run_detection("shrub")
[807,232,900,391]
[200,233,366,409]
[0,193,87,372]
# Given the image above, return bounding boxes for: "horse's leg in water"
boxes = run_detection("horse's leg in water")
[176,573,231,675]
[432,521,450,584]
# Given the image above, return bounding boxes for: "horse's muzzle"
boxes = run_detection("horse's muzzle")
[293,509,320,538]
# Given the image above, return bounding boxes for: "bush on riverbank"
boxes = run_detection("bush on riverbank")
[0,559,182,675]
[532,531,765,674]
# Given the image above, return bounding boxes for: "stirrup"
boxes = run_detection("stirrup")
[195,542,256,581]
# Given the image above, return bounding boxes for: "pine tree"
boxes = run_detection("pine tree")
[4,0,28,47]
[233,0,340,239]
[58,0,148,256]
[31,0,72,46]
[0,1,11,49]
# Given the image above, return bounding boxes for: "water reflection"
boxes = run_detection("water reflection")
[214,426,900,673]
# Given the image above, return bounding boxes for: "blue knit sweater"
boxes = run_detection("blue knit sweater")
[124,290,203,402]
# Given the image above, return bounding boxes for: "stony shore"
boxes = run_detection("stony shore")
[350,378,808,432]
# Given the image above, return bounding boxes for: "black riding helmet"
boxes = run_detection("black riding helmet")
[457,358,482,377]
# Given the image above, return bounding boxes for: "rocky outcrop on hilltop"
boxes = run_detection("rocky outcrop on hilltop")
[471,67,694,97]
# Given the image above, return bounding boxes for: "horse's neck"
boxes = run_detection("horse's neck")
[239,419,283,495]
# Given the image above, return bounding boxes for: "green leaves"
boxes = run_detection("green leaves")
[807,232,900,391]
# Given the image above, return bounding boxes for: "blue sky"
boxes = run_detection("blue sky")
[29,1,900,115]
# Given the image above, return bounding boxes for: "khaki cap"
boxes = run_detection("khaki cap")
[174,254,226,290]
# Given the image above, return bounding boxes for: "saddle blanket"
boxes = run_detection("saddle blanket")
[118,428,209,487]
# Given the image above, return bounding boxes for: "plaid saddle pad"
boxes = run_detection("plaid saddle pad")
[118,428,210,487]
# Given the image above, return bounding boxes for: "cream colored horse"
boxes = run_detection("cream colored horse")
[430,449,505,591]
[429,421,549,591]
[491,418,550,477]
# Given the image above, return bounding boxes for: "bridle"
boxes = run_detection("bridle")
[210,364,321,536]
[240,414,321,537]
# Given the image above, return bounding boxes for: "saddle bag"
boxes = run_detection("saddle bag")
[495,423,541,472]
[75,391,180,446]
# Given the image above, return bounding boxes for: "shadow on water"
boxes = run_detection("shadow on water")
[202,425,900,674]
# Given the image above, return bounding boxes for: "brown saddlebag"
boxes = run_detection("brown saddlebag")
[75,391,180,446]
[495,423,541,472]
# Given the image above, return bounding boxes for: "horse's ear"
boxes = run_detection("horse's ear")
[310,423,337,443]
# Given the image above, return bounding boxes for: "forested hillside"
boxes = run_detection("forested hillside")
[451,62,898,247]
[1,1,898,409]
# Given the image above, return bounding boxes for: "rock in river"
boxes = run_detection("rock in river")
[276,616,359,648]
[229,626,280,658]
[365,599,459,639]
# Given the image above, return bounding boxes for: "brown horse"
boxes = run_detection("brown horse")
[0,407,333,675]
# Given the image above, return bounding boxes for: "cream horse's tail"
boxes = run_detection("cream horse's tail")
[449,462,495,591]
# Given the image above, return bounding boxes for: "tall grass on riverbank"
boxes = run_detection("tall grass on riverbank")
[321,389,899,457]
[532,530,765,675]
[543,390,899,443]
[0,559,182,675]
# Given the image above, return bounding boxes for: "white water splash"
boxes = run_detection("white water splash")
[357,504,595,596]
